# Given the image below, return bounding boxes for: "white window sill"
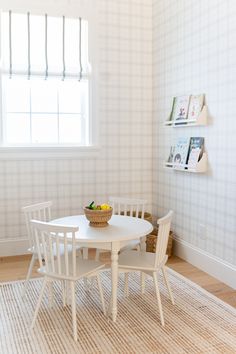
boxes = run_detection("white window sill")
[0,145,101,160]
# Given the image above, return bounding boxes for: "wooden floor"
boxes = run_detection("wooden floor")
[0,251,235,308]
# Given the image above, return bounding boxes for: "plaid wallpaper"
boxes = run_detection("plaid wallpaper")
[153,0,236,265]
[1,0,235,267]
[0,0,153,241]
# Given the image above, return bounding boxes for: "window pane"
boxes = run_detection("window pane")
[31,81,57,112]
[32,114,58,143]
[80,80,89,117]
[6,113,30,143]
[58,81,82,113]
[5,78,30,112]
[59,114,81,143]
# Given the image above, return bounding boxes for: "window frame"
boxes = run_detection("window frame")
[0,6,99,159]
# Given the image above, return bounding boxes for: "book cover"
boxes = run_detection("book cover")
[167,146,175,163]
[187,94,204,120]
[172,95,190,121]
[187,137,204,169]
[173,137,190,168]
[169,97,177,121]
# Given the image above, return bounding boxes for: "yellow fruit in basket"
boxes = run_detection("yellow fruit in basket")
[101,204,111,210]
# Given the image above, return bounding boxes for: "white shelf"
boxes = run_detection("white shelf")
[165,152,208,173]
[164,105,208,127]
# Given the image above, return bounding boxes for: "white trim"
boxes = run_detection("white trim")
[173,238,236,289]
[0,145,101,159]
[0,238,29,256]
[0,0,95,20]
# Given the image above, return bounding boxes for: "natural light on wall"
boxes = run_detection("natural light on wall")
[0,11,91,146]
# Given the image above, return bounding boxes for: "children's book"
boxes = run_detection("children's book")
[172,95,190,121]
[173,137,190,169]
[186,137,204,169]
[167,146,175,163]
[169,97,176,121]
[187,94,204,120]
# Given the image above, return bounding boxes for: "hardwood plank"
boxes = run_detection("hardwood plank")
[0,252,235,307]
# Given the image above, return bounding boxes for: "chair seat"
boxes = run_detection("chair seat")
[38,258,105,281]
[119,250,168,271]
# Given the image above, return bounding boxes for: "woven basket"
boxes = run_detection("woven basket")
[146,226,173,257]
[84,207,113,227]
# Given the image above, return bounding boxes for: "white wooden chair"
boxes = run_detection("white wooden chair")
[22,201,84,297]
[95,196,148,261]
[21,201,53,297]
[118,210,174,326]
[30,220,106,342]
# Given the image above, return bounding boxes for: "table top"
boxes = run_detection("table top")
[52,215,153,243]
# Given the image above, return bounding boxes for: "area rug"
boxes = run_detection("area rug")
[0,269,236,354]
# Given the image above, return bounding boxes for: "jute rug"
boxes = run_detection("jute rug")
[0,269,236,354]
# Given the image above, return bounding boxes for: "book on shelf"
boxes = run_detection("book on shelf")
[186,137,204,169]
[187,94,205,120]
[167,146,175,163]
[168,97,177,121]
[172,137,190,169]
[171,95,190,122]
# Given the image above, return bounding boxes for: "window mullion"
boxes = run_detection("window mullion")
[29,87,32,143]
[57,90,60,143]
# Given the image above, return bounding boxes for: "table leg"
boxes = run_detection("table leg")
[111,242,119,322]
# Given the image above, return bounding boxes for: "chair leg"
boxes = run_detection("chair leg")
[22,253,36,297]
[162,266,175,305]
[31,277,48,329]
[96,274,106,315]
[141,272,146,294]
[70,281,77,342]
[124,273,129,297]
[153,272,164,326]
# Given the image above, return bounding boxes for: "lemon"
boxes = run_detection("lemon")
[101,204,111,210]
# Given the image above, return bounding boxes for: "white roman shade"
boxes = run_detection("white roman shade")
[1,11,90,80]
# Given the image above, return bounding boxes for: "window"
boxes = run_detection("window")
[0,11,91,147]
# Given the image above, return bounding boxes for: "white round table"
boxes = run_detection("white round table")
[52,215,153,322]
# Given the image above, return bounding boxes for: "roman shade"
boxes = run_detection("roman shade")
[1,11,90,80]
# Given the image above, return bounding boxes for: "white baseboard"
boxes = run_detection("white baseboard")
[173,238,236,290]
[0,238,29,257]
